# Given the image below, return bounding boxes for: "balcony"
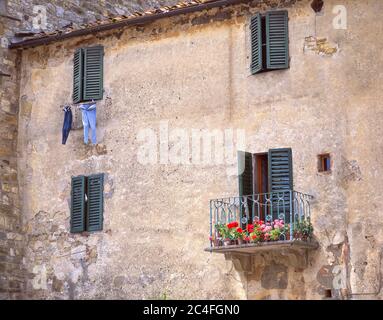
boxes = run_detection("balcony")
[205,190,318,254]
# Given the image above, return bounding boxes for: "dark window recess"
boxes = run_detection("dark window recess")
[318,154,331,172]
[70,173,104,233]
[73,46,104,104]
[250,10,289,75]
[324,289,332,298]
[238,148,293,222]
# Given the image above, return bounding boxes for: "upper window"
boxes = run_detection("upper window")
[71,173,104,233]
[73,46,104,104]
[250,10,289,74]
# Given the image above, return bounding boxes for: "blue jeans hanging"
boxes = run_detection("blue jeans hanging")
[62,106,72,145]
[80,103,97,144]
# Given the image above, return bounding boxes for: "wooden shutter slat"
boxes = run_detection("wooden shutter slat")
[268,148,293,222]
[83,46,104,101]
[266,10,289,70]
[73,49,83,104]
[71,175,86,233]
[238,151,253,197]
[86,173,104,232]
[250,13,263,75]
[238,151,254,225]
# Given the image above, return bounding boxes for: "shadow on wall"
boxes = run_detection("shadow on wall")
[225,248,314,299]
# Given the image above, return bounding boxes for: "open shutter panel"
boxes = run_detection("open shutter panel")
[71,175,86,233]
[238,151,254,224]
[73,49,83,104]
[83,46,104,101]
[238,151,253,197]
[266,10,289,70]
[250,13,263,74]
[86,173,104,232]
[268,148,293,221]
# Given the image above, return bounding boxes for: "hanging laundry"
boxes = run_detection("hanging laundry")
[62,105,73,145]
[80,101,97,144]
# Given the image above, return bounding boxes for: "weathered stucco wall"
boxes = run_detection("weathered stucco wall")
[0,0,185,300]
[16,0,383,299]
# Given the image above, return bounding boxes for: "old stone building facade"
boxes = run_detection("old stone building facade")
[0,0,178,300]
[1,0,383,299]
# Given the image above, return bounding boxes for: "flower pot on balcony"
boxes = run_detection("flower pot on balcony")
[212,238,221,247]
[282,231,290,241]
[301,233,311,241]
[237,238,244,245]
[223,239,231,246]
[294,231,301,240]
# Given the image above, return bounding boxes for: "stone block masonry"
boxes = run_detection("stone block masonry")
[1,0,179,300]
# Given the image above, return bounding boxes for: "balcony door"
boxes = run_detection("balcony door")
[238,148,293,223]
[253,153,269,221]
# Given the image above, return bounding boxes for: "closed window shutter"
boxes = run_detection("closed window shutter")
[266,10,289,70]
[250,13,263,74]
[268,148,293,221]
[86,173,104,232]
[71,175,86,233]
[83,46,104,101]
[73,48,83,104]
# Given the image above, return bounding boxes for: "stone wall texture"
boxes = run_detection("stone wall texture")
[1,0,23,300]
[2,0,383,299]
[0,0,178,300]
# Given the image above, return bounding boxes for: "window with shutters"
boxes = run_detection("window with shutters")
[250,10,289,75]
[73,46,104,104]
[70,173,104,233]
[238,148,293,222]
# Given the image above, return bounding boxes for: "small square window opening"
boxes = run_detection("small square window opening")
[324,289,332,298]
[318,154,331,173]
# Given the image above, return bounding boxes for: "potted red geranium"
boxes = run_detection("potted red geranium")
[235,227,245,245]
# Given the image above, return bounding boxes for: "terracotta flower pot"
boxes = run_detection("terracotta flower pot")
[284,232,290,241]
[213,238,221,247]
[301,234,310,241]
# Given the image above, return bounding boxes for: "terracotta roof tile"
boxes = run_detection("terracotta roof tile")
[10,0,255,48]
[12,0,210,42]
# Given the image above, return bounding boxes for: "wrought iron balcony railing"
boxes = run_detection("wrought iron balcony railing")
[209,190,314,249]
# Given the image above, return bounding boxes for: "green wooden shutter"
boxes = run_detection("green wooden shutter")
[268,148,293,221]
[238,151,253,224]
[83,46,104,101]
[71,175,86,233]
[250,13,263,74]
[268,148,293,193]
[238,151,253,197]
[86,173,104,232]
[266,10,289,70]
[73,48,83,104]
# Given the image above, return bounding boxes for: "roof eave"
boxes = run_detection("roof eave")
[9,0,252,50]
